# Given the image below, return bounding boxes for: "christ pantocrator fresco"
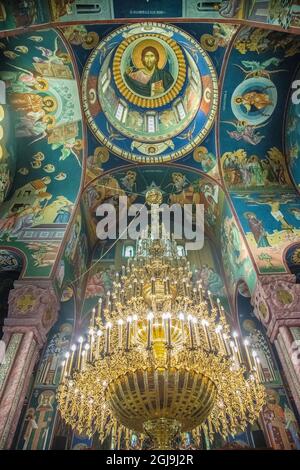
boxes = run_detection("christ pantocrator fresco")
[124,40,174,98]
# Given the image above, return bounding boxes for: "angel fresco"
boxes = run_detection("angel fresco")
[233,88,274,114]
[222,120,266,145]
[124,40,174,98]
[234,58,286,80]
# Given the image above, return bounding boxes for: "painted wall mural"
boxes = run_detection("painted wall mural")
[220,26,300,275]
[248,1,300,29]
[0,28,83,278]
[237,293,300,450]
[80,22,218,163]
[2,2,300,34]
[0,1,51,31]
[286,65,300,191]
[81,165,223,249]
[221,200,257,299]
[17,296,75,450]
[62,22,229,182]
[0,104,16,204]
[285,243,300,282]
[54,202,89,302]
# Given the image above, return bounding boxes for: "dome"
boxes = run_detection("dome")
[82,22,218,163]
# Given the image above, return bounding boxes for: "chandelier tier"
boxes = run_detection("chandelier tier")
[57,237,265,449]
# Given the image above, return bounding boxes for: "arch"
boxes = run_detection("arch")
[0,28,85,280]
[218,24,300,278]
[283,242,300,282]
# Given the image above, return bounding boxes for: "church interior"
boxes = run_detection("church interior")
[1,0,300,451]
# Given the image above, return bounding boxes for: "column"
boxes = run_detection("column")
[251,274,300,414]
[0,281,59,449]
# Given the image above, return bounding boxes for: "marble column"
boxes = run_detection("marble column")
[0,281,59,449]
[251,274,300,415]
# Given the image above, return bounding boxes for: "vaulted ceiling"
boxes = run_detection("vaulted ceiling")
[0,21,299,302]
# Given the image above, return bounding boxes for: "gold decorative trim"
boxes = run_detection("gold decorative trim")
[113,34,186,109]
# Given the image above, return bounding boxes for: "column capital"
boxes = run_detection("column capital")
[251,274,300,342]
[3,280,59,348]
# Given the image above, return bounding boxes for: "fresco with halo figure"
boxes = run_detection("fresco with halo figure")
[17,296,75,450]
[238,293,300,450]
[219,25,300,275]
[0,28,83,278]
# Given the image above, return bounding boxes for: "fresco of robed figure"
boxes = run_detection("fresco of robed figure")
[124,40,174,98]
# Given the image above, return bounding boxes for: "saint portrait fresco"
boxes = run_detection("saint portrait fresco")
[123,39,174,98]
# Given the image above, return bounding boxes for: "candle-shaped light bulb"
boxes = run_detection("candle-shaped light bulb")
[187,315,195,349]
[98,297,102,319]
[64,352,70,377]
[95,329,102,358]
[165,312,172,348]
[178,312,185,343]
[105,322,112,355]
[126,316,132,350]
[69,344,76,374]
[243,338,252,368]
[81,350,86,370]
[207,290,214,309]
[232,331,242,363]
[166,277,170,295]
[147,312,154,349]
[118,319,123,349]
[192,316,200,346]
[201,319,212,350]
[90,307,96,327]
[61,360,67,378]
[77,337,84,369]
[223,333,231,355]
[151,277,156,295]
[198,281,203,302]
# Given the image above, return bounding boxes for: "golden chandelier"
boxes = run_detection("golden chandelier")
[57,237,265,449]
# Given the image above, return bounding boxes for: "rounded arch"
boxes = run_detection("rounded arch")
[0,245,27,276]
[0,27,85,279]
[0,246,25,338]
[283,242,300,282]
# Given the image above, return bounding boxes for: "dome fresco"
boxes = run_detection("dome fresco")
[82,23,218,163]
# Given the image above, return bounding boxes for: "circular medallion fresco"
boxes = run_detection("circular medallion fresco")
[231,77,277,125]
[82,23,218,163]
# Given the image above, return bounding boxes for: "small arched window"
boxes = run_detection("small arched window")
[123,244,135,258]
[177,245,185,257]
